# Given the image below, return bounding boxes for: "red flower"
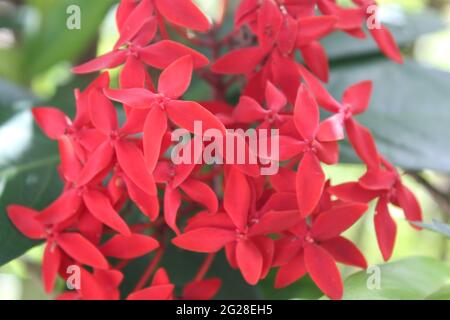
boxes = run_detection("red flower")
[278,84,343,217]
[330,158,422,261]
[173,168,300,285]
[7,205,108,293]
[274,202,368,299]
[104,55,226,172]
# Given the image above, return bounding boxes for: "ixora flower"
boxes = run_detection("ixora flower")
[6,0,422,301]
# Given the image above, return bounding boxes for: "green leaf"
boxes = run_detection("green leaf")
[335,257,450,300]
[323,9,445,61]
[328,58,450,172]
[412,220,450,238]
[22,0,115,78]
[425,284,450,300]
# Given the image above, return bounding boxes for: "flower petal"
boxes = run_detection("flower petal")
[320,236,367,269]
[32,107,69,139]
[172,228,236,253]
[304,243,343,300]
[101,234,159,259]
[139,40,209,69]
[115,140,156,195]
[236,240,263,285]
[294,84,319,141]
[56,232,108,269]
[7,205,45,239]
[158,55,193,99]
[83,189,131,236]
[154,0,211,31]
[275,252,306,288]
[296,152,325,217]
[311,202,368,241]
[374,198,397,261]
[343,81,373,115]
[72,50,127,74]
[224,168,251,231]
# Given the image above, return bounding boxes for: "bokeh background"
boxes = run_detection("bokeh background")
[0,0,449,300]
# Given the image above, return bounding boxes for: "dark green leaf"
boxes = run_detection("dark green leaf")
[22,0,115,78]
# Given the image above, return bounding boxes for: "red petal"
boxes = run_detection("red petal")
[120,55,147,88]
[297,16,337,46]
[397,183,422,226]
[139,40,209,69]
[123,176,160,221]
[166,100,226,135]
[345,118,380,169]
[211,47,264,75]
[343,81,373,115]
[114,0,155,49]
[32,107,69,139]
[143,107,168,172]
[320,236,367,269]
[294,84,319,141]
[374,198,397,261]
[77,141,114,186]
[42,244,62,293]
[72,50,127,74]
[183,279,221,300]
[224,168,251,231]
[329,182,379,203]
[154,0,211,31]
[37,190,81,224]
[298,64,341,112]
[311,203,368,240]
[83,189,131,236]
[249,210,300,236]
[232,96,267,123]
[115,140,156,195]
[256,0,283,49]
[58,137,82,183]
[164,187,182,234]
[275,252,307,288]
[304,243,343,300]
[7,205,45,239]
[265,81,286,112]
[101,234,159,259]
[317,114,345,142]
[296,152,325,217]
[127,284,174,300]
[104,88,157,108]
[370,25,403,64]
[251,236,274,279]
[180,179,218,213]
[236,240,263,285]
[56,233,108,269]
[172,228,236,253]
[158,55,193,99]
[300,42,329,82]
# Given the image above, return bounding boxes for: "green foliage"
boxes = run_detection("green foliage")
[330,257,450,300]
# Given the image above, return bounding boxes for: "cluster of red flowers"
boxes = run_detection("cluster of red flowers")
[7,0,422,300]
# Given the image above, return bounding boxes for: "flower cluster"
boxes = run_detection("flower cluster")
[7,0,422,300]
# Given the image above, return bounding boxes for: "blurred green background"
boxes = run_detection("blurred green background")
[0,0,449,300]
